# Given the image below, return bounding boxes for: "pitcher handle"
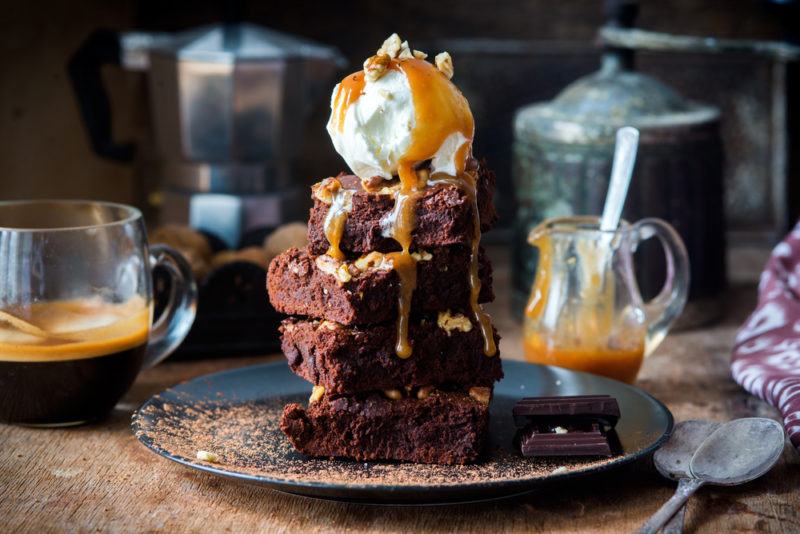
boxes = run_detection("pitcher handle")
[144,244,198,368]
[630,218,690,356]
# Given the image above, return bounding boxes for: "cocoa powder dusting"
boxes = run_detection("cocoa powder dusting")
[134,394,618,487]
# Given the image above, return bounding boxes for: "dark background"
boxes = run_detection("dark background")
[1,0,796,241]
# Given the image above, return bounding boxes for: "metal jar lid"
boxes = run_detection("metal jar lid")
[514,59,720,146]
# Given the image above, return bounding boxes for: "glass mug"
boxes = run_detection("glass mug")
[0,200,197,426]
[523,216,689,383]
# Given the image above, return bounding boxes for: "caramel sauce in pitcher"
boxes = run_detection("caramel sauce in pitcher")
[523,231,644,383]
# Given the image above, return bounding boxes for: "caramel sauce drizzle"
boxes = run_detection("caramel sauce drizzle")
[331,72,366,133]
[323,184,351,261]
[430,172,497,357]
[333,58,493,357]
[386,163,423,358]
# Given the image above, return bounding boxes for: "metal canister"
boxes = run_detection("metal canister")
[512,27,725,326]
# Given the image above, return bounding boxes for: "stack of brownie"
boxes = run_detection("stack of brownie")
[268,163,502,465]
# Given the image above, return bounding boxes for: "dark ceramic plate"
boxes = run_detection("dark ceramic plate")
[131,360,672,504]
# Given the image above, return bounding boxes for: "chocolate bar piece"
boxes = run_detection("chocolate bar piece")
[512,395,620,429]
[519,423,613,457]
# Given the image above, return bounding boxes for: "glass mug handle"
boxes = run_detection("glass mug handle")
[144,244,198,368]
[630,218,690,356]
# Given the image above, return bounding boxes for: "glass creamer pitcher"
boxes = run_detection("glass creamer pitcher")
[523,216,689,383]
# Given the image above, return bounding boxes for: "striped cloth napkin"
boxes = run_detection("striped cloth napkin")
[732,221,800,450]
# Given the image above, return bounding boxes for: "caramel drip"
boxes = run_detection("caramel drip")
[433,173,496,356]
[386,59,476,358]
[466,175,496,357]
[386,161,422,358]
[331,72,366,133]
[324,197,347,261]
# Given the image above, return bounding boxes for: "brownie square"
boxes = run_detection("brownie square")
[307,162,497,256]
[280,390,490,464]
[280,317,502,394]
[267,246,493,325]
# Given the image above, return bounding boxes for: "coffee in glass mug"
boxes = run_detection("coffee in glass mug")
[0,200,196,426]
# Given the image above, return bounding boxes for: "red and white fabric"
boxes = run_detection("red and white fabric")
[732,221,800,450]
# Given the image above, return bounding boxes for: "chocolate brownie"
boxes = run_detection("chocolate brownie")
[307,162,497,256]
[267,246,493,325]
[280,390,490,464]
[280,317,502,394]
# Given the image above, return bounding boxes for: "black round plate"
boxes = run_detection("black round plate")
[132,360,672,505]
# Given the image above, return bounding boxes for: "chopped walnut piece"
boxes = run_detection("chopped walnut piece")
[377,33,402,58]
[309,385,325,403]
[435,51,454,79]
[469,387,491,405]
[196,450,220,463]
[398,40,414,59]
[413,50,428,60]
[315,255,352,284]
[354,251,393,271]
[383,389,403,400]
[319,320,339,331]
[364,53,391,82]
[411,250,433,262]
[361,175,385,191]
[335,264,352,283]
[313,177,341,204]
[417,386,435,399]
[437,310,473,335]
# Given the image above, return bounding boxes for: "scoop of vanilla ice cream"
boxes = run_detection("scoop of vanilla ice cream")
[326,69,470,181]
[327,70,413,181]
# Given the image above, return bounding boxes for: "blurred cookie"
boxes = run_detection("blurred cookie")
[263,222,308,262]
[210,246,269,271]
[150,225,212,280]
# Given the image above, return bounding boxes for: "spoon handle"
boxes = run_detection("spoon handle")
[636,478,704,534]
[662,478,693,534]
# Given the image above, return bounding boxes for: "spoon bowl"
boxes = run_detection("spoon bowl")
[690,417,785,486]
[655,420,721,480]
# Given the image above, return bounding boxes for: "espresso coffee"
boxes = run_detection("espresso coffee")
[0,298,150,425]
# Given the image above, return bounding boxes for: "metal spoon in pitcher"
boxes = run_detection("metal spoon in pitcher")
[637,417,785,534]
[578,127,639,310]
[600,126,640,234]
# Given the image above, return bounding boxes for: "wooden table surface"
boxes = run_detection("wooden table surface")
[2,247,798,533]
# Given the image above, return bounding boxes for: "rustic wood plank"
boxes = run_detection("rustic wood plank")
[1,247,798,532]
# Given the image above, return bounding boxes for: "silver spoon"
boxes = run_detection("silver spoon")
[637,417,785,534]
[600,126,639,234]
[654,420,721,534]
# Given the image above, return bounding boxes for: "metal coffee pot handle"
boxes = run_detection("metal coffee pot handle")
[66,29,165,162]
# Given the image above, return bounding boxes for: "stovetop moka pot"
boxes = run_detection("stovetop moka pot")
[69,23,345,247]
